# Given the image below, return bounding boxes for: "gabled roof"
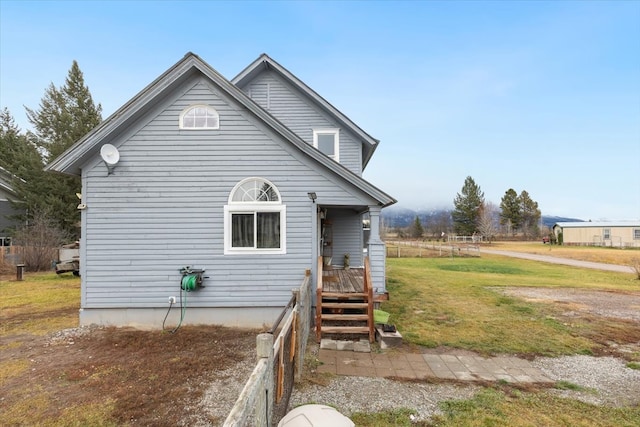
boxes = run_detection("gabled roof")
[46,53,396,207]
[554,221,640,228]
[232,53,380,169]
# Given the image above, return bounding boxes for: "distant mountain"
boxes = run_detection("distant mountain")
[540,216,584,228]
[381,206,582,229]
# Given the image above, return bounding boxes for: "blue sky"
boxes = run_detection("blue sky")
[1,0,639,220]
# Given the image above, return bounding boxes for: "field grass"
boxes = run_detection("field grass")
[485,241,640,267]
[431,387,640,427]
[350,388,640,427]
[381,256,639,356]
[1,272,80,337]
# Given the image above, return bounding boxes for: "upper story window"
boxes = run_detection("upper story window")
[313,128,339,162]
[179,105,219,129]
[224,177,286,255]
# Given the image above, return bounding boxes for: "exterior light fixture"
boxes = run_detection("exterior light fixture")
[307,192,317,203]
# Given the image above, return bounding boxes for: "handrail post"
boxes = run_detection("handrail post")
[315,256,323,342]
[365,257,375,343]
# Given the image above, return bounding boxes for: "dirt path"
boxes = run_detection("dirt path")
[480,248,636,273]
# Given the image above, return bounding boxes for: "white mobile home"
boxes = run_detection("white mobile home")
[553,221,640,247]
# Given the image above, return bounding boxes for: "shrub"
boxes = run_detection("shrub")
[12,209,69,271]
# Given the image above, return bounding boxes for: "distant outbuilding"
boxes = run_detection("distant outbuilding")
[553,221,640,247]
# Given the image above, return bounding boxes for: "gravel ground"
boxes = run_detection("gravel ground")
[498,287,640,322]
[189,345,256,426]
[290,375,479,421]
[533,355,640,407]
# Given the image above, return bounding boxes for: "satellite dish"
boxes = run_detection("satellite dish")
[100,144,120,174]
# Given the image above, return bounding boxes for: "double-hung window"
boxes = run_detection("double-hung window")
[603,228,611,240]
[224,178,286,254]
[313,128,339,161]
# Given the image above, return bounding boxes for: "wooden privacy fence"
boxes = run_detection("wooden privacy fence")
[223,269,313,427]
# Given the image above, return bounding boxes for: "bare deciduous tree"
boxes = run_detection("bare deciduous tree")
[13,209,69,271]
[477,202,499,243]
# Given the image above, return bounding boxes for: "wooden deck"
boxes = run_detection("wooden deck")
[322,267,364,293]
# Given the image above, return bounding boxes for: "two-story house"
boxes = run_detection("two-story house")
[47,53,396,328]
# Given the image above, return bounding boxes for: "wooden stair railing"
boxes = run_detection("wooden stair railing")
[315,256,323,342]
[316,256,375,343]
[364,257,375,343]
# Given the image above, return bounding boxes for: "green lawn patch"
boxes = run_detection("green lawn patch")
[382,257,636,356]
[433,388,640,427]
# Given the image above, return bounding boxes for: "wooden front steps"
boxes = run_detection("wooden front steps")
[315,257,375,343]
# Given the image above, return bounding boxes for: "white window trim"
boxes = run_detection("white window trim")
[313,128,340,162]
[179,104,220,130]
[224,178,286,255]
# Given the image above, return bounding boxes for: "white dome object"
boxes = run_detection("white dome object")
[100,144,120,166]
[278,404,354,427]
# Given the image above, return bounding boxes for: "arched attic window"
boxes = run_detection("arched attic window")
[179,105,219,129]
[224,177,286,254]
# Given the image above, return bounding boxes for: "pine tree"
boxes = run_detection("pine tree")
[499,188,522,235]
[519,190,541,238]
[23,61,102,238]
[452,176,485,235]
[410,216,424,239]
[0,108,42,175]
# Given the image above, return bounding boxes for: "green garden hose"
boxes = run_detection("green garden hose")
[181,274,198,291]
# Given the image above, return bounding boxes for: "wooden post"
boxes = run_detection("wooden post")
[16,264,25,281]
[255,333,274,426]
[315,257,323,342]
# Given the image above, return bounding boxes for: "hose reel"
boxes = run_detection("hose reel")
[163,266,207,333]
[179,266,206,291]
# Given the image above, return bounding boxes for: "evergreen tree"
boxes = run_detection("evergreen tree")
[499,188,522,235]
[519,190,541,238]
[26,60,102,161]
[410,216,424,239]
[452,176,485,235]
[0,108,42,175]
[22,61,102,238]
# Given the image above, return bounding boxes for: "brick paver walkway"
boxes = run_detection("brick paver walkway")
[318,349,552,383]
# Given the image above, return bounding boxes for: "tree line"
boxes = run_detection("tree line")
[1,61,102,244]
[404,176,542,241]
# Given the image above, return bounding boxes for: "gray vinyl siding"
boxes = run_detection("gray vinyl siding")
[243,71,363,176]
[0,190,23,234]
[327,208,363,268]
[81,77,377,309]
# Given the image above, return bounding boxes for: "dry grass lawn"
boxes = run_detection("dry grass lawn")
[0,272,258,426]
